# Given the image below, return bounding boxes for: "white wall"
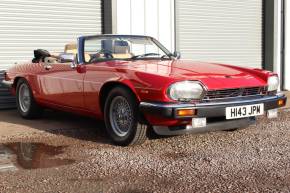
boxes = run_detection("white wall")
[115,0,175,52]
[285,0,290,90]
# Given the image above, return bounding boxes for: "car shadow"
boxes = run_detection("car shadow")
[0,109,111,145]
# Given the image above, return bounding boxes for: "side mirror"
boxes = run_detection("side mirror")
[173,51,181,59]
[71,55,86,73]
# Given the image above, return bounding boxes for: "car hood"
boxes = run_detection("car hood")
[122,60,267,90]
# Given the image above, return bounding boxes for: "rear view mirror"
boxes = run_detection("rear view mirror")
[173,51,181,59]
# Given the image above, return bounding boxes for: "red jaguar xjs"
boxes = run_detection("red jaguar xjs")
[2,35,287,146]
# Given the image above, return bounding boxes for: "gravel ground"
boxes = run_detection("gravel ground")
[0,109,290,193]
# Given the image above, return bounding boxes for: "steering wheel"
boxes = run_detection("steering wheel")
[89,49,114,63]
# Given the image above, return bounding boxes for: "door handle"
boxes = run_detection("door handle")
[44,65,52,70]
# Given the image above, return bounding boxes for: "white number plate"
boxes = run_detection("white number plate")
[226,104,264,120]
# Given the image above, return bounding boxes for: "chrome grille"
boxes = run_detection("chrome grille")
[204,87,266,100]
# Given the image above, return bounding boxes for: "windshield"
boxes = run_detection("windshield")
[84,36,172,63]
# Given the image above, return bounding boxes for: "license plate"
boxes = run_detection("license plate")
[226,104,264,120]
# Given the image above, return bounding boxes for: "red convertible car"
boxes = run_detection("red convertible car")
[2,35,287,146]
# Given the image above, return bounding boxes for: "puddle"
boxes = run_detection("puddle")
[0,142,75,172]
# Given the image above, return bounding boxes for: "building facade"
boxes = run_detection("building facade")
[0,0,288,90]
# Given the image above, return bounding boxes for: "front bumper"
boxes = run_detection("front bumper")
[153,117,256,135]
[140,93,287,119]
[139,93,287,135]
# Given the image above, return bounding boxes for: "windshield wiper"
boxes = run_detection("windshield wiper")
[161,54,173,60]
[131,53,160,60]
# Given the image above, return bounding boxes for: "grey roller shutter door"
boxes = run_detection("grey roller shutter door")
[176,0,263,68]
[0,71,16,109]
[0,0,102,70]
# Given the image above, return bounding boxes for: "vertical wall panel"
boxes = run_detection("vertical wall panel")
[145,0,159,39]
[159,0,174,51]
[116,0,131,34]
[115,0,175,52]
[131,0,145,35]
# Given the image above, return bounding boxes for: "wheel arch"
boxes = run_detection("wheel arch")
[12,75,36,95]
[99,81,140,113]
[13,76,24,88]
[13,74,37,88]
[11,76,27,93]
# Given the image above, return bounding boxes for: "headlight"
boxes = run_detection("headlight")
[267,76,279,91]
[167,81,205,101]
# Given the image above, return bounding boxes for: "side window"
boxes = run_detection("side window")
[84,38,102,63]
[84,38,132,63]
[130,39,159,56]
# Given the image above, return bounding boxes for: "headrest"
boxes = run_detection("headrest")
[64,43,77,54]
[114,40,129,47]
[113,40,130,54]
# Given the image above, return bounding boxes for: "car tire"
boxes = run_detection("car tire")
[16,79,43,119]
[104,86,148,146]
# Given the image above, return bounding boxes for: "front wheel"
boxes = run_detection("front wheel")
[104,87,148,146]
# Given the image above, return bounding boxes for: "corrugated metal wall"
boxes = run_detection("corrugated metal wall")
[176,0,263,68]
[0,0,102,70]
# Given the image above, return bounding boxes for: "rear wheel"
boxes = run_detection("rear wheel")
[104,86,148,146]
[16,79,43,119]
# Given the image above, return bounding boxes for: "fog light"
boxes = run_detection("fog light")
[278,99,285,107]
[192,118,207,128]
[176,109,195,117]
[267,109,278,119]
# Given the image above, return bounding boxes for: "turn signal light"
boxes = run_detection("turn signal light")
[278,99,285,106]
[176,109,196,117]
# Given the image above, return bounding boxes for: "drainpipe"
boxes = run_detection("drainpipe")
[281,0,285,90]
